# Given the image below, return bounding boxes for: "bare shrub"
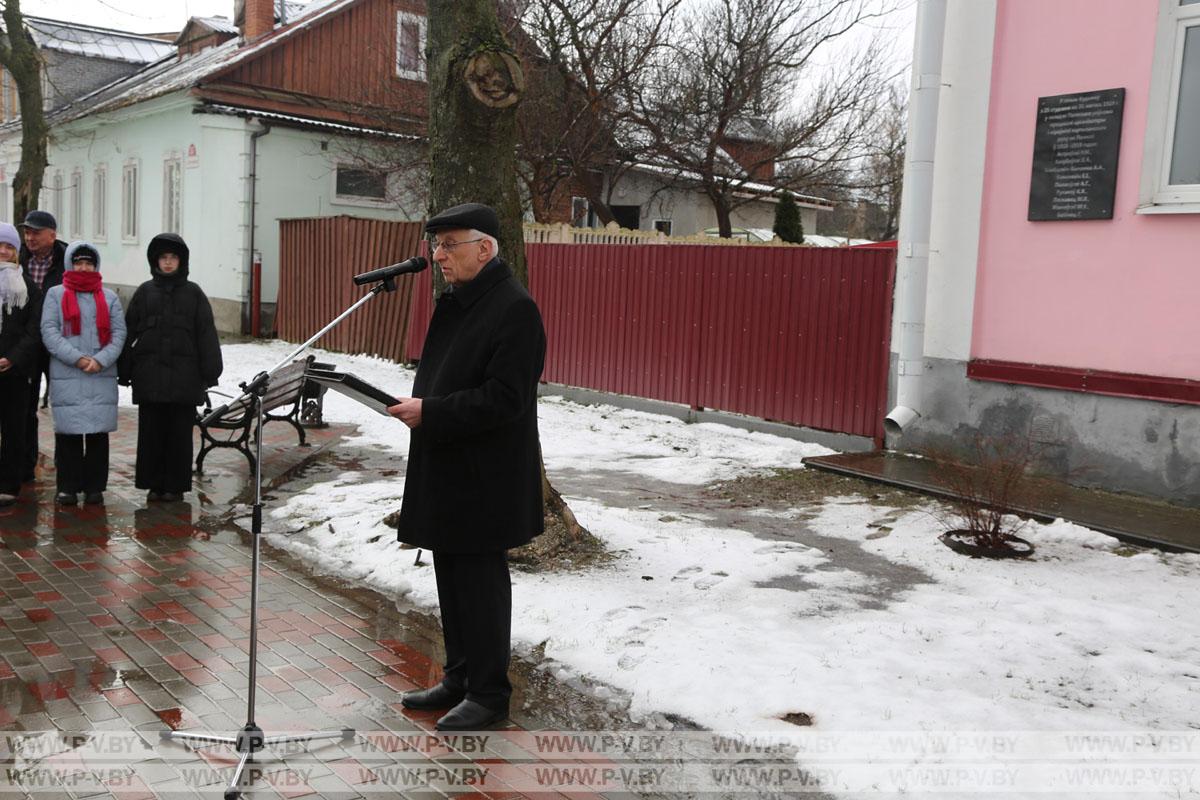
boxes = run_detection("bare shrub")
[928,433,1045,550]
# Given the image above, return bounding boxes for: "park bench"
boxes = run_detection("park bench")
[194,355,330,475]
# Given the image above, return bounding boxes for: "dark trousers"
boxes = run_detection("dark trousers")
[0,376,30,494]
[54,433,109,494]
[135,403,195,493]
[23,370,42,478]
[432,550,512,711]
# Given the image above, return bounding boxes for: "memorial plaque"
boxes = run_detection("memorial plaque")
[1027,88,1125,221]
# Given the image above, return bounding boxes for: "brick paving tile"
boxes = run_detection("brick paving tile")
[0,408,628,800]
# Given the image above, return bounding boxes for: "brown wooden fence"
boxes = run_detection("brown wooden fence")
[276,216,425,362]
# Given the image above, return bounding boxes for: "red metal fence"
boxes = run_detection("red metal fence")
[405,243,895,442]
[276,217,425,363]
[277,218,894,441]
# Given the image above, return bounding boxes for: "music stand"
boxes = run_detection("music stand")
[161,273,409,799]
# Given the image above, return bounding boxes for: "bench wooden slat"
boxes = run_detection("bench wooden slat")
[194,357,316,474]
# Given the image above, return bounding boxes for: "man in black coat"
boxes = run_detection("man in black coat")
[18,210,66,482]
[389,202,546,731]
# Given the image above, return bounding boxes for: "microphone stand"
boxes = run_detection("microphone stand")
[162,275,403,800]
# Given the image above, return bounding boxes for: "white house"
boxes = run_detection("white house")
[0,0,429,334]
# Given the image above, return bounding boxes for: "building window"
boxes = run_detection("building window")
[1141,0,1200,210]
[653,219,673,236]
[70,169,82,238]
[0,70,17,121]
[93,166,107,241]
[0,182,8,223]
[335,165,388,202]
[122,161,139,241]
[570,196,591,228]
[162,157,182,233]
[396,11,426,81]
[50,172,63,224]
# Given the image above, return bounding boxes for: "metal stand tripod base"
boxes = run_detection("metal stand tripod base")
[161,382,367,799]
[162,725,354,799]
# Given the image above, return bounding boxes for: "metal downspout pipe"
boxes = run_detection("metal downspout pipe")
[243,118,271,335]
[884,0,948,436]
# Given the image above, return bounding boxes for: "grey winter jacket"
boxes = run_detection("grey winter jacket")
[40,250,127,435]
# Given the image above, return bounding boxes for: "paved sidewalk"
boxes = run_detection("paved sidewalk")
[0,406,615,800]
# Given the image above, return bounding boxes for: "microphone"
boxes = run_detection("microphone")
[352,256,428,285]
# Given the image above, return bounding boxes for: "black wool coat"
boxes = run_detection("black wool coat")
[118,234,223,405]
[396,258,546,553]
[0,274,42,377]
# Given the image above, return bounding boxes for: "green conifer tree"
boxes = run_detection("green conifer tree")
[773,192,804,243]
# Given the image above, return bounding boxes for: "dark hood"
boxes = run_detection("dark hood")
[146,233,190,280]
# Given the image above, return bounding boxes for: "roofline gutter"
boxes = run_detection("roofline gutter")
[884,0,947,437]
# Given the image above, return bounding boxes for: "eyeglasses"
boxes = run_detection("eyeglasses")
[431,238,484,253]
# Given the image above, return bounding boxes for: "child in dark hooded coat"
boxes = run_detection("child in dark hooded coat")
[119,233,223,502]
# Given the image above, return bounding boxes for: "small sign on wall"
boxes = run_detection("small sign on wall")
[1027,88,1125,221]
[186,143,199,169]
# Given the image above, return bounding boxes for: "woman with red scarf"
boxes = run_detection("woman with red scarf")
[40,242,127,505]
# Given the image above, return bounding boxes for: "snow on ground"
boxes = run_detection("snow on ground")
[184,342,1200,796]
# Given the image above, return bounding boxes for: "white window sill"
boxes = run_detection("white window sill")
[1136,202,1200,215]
[331,195,392,209]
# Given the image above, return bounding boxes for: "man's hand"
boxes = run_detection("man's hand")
[388,397,423,428]
[77,357,101,374]
[0,358,10,373]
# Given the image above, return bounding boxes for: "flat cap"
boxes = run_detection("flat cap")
[20,210,57,231]
[425,202,500,239]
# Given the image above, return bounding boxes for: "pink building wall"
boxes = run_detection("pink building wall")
[972,0,1200,381]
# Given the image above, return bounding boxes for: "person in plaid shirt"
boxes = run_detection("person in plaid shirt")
[18,210,67,482]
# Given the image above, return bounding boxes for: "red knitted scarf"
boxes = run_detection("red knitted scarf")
[61,271,111,347]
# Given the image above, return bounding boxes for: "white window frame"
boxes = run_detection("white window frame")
[162,155,182,234]
[50,171,63,223]
[121,160,139,242]
[0,182,8,224]
[570,196,591,228]
[70,169,83,238]
[93,165,107,242]
[395,11,426,81]
[1139,0,1200,212]
[331,163,392,207]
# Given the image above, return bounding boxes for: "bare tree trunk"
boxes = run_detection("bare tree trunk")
[710,189,734,238]
[576,169,615,226]
[428,0,588,540]
[0,0,48,220]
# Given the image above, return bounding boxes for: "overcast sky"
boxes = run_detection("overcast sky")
[16,0,915,58]
[18,0,236,32]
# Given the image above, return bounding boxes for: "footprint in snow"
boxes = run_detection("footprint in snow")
[672,565,704,581]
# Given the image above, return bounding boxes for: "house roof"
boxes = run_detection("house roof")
[198,103,423,141]
[22,16,176,64]
[182,16,239,37]
[43,0,364,125]
[629,161,835,210]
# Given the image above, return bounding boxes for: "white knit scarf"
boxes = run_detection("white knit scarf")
[0,261,28,333]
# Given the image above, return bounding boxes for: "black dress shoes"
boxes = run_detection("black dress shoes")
[400,683,464,711]
[83,492,104,505]
[435,700,508,731]
[55,492,77,505]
